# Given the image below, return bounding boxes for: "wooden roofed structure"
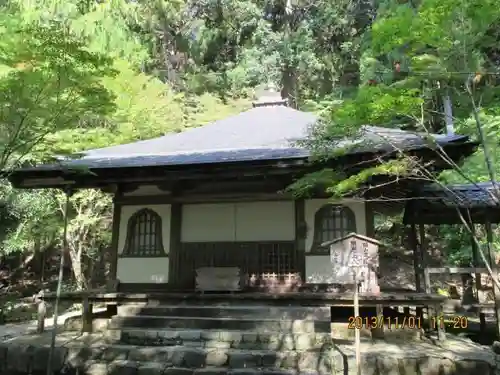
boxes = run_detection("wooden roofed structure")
[2,89,479,297]
[404,182,500,338]
[405,182,500,225]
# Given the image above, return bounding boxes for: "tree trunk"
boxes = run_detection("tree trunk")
[68,249,86,291]
[281,63,297,108]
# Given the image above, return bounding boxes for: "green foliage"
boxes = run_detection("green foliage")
[0,0,254,284]
[331,85,423,129]
[0,180,59,254]
[290,0,500,264]
[0,12,116,168]
[37,60,186,155]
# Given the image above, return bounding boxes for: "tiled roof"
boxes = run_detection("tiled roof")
[16,105,470,171]
[419,182,500,208]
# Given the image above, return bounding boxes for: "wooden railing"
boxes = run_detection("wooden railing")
[423,266,500,335]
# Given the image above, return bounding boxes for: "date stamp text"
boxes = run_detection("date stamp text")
[348,316,422,330]
[347,315,469,330]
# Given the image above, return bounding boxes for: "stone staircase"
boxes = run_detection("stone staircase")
[98,299,336,375]
[2,297,495,375]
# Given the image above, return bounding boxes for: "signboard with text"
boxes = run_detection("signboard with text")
[325,233,380,292]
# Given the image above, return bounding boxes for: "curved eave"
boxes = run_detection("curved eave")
[4,139,479,190]
[6,156,311,189]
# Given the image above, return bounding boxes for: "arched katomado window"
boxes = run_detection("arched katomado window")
[122,209,165,257]
[311,204,357,253]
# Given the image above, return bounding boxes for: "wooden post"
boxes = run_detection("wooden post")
[423,267,434,335]
[485,221,500,338]
[435,303,446,341]
[353,269,361,375]
[410,223,424,320]
[410,223,421,292]
[82,296,93,333]
[469,221,482,292]
[37,296,46,334]
[418,224,433,328]
[403,306,410,317]
[371,304,385,340]
[423,268,431,295]
[419,224,427,293]
[469,220,486,336]
[480,312,487,334]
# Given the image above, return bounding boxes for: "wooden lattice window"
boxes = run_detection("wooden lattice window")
[311,204,356,253]
[262,244,296,274]
[122,208,165,257]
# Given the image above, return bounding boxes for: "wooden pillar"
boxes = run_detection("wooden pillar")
[403,306,410,316]
[295,199,306,282]
[435,302,446,341]
[37,302,46,333]
[410,223,421,292]
[419,224,428,292]
[466,219,487,334]
[469,221,482,292]
[419,224,430,329]
[424,267,435,335]
[109,193,123,283]
[82,296,93,333]
[36,291,46,334]
[169,203,182,288]
[485,221,500,338]
[480,312,487,334]
[365,202,384,339]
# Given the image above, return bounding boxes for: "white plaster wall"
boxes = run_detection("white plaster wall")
[181,201,295,242]
[117,258,170,284]
[235,201,295,241]
[304,199,366,252]
[181,203,236,242]
[116,204,171,284]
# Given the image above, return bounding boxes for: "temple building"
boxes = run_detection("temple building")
[5,89,477,293]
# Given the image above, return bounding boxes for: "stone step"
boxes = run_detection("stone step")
[105,328,332,350]
[83,363,332,375]
[108,316,330,333]
[65,344,336,371]
[329,322,423,342]
[2,339,492,375]
[118,304,331,321]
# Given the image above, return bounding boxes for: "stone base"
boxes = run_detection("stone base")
[330,322,424,342]
[0,331,497,375]
[64,317,109,332]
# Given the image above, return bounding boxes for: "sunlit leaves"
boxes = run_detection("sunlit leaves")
[329,85,423,130]
[327,158,413,198]
[0,13,116,168]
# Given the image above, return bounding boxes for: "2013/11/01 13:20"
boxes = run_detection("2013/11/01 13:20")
[347,315,469,330]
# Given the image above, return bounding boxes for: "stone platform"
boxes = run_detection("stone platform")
[1,330,499,375]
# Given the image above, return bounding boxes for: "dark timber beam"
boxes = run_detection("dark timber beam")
[109,190,123,284]
[410,223,421,292]
[294,199,306,279]
[485,220,500,339]
[419,224,429,294]
[114,193,294,206]
[169,203,182,287]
